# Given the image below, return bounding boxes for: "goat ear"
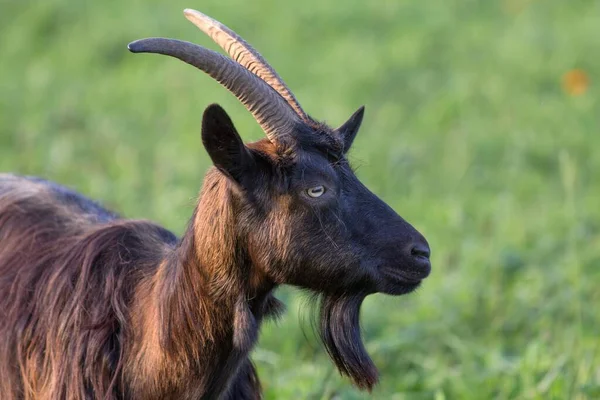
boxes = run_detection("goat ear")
[335,106,365,153]
[201,104,253,183]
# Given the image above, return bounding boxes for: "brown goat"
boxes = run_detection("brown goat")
[0,9,431,399]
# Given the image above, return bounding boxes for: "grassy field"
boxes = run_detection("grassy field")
[1,0,599,398]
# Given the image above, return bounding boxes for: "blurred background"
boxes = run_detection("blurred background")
[1,0,599,398]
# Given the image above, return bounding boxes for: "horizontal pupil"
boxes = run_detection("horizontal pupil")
[308,187,324,197]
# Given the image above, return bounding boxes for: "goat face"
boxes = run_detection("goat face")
[201,104,430,296]
[130,9,431,389]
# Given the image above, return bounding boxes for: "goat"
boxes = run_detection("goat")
[0,9,431,400]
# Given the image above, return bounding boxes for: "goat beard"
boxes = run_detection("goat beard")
[318,292,378,391]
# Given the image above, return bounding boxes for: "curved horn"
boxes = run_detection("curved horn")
[128,38,300,144]
[183,9,310,122]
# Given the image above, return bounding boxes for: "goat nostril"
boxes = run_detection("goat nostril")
[410,244,430,260]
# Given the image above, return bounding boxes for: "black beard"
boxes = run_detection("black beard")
[318,292,378,391]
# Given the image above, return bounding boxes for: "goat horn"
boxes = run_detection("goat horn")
[128,38,300,145]
[183,9,310,122]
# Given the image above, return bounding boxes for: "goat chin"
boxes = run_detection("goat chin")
[318,292,379,391]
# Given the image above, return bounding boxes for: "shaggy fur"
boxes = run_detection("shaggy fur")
[0,104,430,399]
[0,173,276,399]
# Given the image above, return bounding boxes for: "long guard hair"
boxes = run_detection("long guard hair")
[0,9,431,399]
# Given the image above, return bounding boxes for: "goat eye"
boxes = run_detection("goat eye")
[306,186,325,198]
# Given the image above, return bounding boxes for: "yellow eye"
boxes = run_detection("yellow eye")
[306,186,325,198]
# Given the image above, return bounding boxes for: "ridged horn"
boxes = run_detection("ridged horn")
[183,8,310,122]
[128,38,300,144]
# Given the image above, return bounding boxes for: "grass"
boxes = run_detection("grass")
[1,0,599,398]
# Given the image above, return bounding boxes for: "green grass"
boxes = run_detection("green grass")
[1,0,599,398]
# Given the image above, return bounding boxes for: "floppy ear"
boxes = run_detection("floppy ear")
[201,103,253,183]
[335,106,365,153]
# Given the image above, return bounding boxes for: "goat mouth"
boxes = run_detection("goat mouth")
[380,267,423,292]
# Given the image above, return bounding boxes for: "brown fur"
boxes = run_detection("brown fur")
[0,173,279,399]
[0,101,431,398]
